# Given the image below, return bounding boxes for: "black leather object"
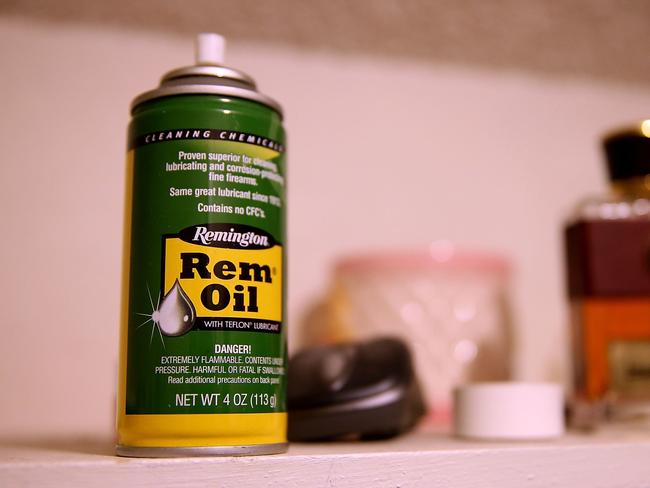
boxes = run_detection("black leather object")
[287,337,425,441]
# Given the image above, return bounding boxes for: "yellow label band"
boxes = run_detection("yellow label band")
[164,238,283,322]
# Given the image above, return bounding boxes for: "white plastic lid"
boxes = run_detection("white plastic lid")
[453,382,564,440]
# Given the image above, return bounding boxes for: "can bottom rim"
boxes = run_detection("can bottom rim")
[116,442,288,458]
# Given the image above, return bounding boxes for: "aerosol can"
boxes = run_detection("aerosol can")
[117,33,287,457]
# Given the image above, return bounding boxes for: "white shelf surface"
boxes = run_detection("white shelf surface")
[2,427,650,487]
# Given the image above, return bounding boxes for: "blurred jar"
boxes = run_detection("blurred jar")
[301,242,511,423]
[565,122,650,427]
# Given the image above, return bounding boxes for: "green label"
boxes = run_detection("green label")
[125,123,286,415]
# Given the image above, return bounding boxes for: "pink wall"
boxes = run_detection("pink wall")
[2,18,650,437]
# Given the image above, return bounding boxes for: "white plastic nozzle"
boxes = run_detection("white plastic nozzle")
[195,33,226,65]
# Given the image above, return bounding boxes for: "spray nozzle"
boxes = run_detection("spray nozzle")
[195,33,226,65]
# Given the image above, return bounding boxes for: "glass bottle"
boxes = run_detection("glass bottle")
[565,122,650,427]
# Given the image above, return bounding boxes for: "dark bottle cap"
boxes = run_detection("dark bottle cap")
[604,122,650,181]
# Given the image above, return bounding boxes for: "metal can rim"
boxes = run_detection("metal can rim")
[162,65,257,88]
[131,84,283,119]
[116,442,289,458]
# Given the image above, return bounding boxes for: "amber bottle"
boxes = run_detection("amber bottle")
[566,123,650,425]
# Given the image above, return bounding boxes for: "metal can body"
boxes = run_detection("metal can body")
[117,94,287,456]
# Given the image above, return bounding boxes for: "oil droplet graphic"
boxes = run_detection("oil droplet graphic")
[153,280,196,336]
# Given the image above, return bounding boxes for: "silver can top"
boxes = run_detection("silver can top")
[130,33,282,117]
